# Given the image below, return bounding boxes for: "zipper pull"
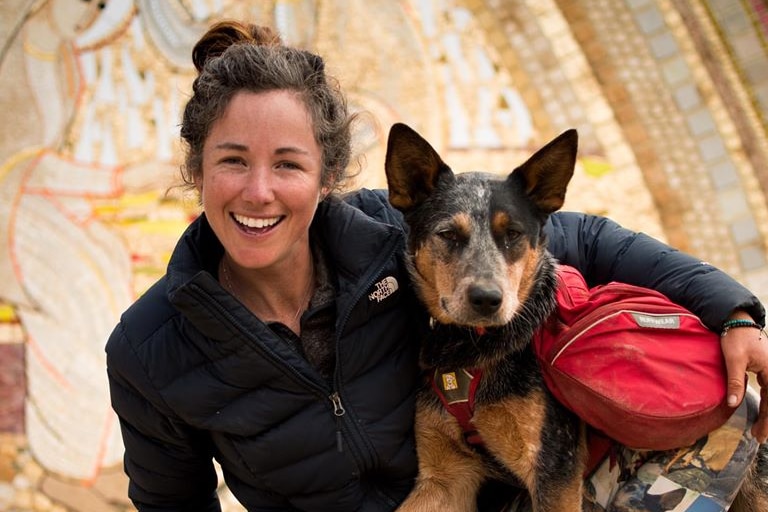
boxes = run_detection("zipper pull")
[329,392,346,417]
[329,392,346,452]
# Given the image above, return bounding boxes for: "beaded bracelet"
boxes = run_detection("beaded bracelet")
[720,318,764,337]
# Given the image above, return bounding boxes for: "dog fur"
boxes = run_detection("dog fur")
[384,122,768,512]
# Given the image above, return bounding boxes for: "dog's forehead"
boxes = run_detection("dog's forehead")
[453,172,497,195]
[432,171,537,226]
[456,171,499,183]
[445,172,508,205]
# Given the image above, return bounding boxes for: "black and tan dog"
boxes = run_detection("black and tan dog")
[385,122,585,511]
[384,122,768,512]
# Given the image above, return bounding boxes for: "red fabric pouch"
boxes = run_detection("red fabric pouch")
[534,265,732,450]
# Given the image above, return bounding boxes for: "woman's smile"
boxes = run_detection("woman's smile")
[232,212,283,232]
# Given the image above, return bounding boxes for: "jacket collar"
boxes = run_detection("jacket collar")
[311,195,401,283]
[166,213,223,296]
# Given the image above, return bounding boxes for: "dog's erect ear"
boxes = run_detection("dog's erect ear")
[385,123,454,212]
[510,129,578,214]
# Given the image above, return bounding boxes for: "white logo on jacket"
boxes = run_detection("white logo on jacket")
[369,276,399,302]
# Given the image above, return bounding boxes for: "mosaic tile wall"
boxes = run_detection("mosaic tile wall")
[0,0,766,510]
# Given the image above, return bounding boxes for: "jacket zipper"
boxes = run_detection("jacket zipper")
[190,228,402,470]
[194,287,361,464]
[330,232,402,467]
[329,391,346,452]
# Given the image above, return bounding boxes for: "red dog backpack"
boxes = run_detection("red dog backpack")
[533,265,733,450]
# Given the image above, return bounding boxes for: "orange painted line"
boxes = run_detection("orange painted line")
[7,150,45,301]
[25,335,71,391]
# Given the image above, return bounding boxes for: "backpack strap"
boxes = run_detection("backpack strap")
[430,368,484,447]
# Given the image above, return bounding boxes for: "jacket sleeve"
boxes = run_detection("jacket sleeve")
[545,211,765,331]
[106,324,221,512]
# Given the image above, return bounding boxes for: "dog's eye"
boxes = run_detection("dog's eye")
[437,228,468,248]
[502,229,523,249]
[437,229,460,242]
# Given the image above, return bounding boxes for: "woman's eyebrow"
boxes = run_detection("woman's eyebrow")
[212,143,310,155]
[275,146,310,156]
[214,142,248,151]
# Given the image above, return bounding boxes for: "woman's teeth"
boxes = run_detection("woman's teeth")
[233,213,280,228]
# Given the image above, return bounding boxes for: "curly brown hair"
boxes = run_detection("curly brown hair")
[180,21,354,192]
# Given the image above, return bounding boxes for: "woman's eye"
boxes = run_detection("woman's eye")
[277,161,302,170]
[221,156,246,166]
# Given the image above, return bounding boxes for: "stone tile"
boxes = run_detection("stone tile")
[744,60,768,83]
[755,84,768,111]
[729,217,760,245]
[626,0,653,9]
[634,5,665,34]
[0,435,23,482]
[91,464,132,507]
[708,159,740,189]
[731,33,762,61]
[739,245,767,271]
[716,186,750,220]
[698,134,727,161]
[649,32,679,59]
[673,83,701,111]
[41,473,133,512]
[686,108,716,136]
[715,6,751,36]
[661,56,690,86]
[0,344,24,434]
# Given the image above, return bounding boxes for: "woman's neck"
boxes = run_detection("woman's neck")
[219,251,315,334]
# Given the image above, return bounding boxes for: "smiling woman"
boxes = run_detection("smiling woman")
[105,20,428,511]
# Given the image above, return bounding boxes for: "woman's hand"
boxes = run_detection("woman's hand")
[721,311,768,443]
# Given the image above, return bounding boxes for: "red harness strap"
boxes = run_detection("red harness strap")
[430,368,485,447]
[429,366,613,476]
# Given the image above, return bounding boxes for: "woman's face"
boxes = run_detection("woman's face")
[199,90,324,272]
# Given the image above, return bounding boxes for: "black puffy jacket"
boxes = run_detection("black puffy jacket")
[106,189,763,512]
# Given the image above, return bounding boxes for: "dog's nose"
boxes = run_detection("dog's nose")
[468,285,502,315]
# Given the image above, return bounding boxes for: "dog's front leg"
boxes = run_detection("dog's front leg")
[398,400,486,512]
[475,394,585,512]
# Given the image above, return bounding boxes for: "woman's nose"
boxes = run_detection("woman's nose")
[241,167,275,203]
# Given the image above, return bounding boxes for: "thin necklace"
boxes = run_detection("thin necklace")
[220,256,314,323]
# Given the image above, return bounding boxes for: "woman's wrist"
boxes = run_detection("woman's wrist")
[721,319,762,337]
[721,310,763,337]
